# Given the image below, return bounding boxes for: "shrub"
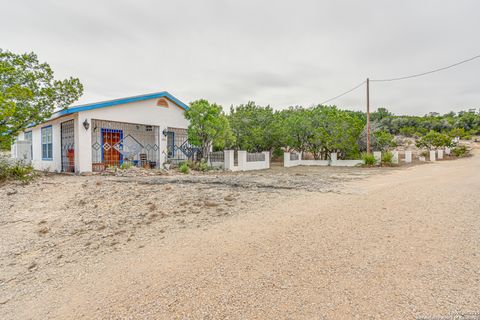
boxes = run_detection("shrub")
[381,151,394,166]
[120,162,132,170]
[179,162,190,174]
[198,160,209,172]
[0,158,35,183]
[416,130,451,149]
[448,128,466,138]
[451,145,469,157]
[399,126,417,138]
[361,153,376,166]
[373,130,397,151]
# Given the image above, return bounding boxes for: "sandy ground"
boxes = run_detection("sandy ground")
[1,153,479,319]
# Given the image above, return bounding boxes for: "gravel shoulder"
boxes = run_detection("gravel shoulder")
[1,153,479,319]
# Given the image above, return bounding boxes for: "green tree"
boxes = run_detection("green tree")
[0,49,83,149]
[228,102,283,152]
[280,107,313,154]
[373,130,396,151]
[281,105,363,159]
[416,130,451,149]
[448,127,466,138]
[370,107,393,122]
[185,99,234,158]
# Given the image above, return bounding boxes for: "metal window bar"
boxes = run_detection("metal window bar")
[164,127,198,162]
[61,120,75,172]
[290,152,299,161]
[247,152,265,162]
[91,119,159,171]
[208,151,224,163]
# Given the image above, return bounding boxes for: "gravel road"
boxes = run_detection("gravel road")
[1,153,479,319]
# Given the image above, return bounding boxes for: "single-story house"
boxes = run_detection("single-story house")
[11,91,193,173]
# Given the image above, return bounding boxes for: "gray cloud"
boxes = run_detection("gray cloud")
[1,0,479,115]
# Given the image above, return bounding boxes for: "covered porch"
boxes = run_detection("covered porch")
[89,119,195,171]
[91,119,159,171]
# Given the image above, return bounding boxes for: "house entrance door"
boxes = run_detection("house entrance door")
[102,129,123,167]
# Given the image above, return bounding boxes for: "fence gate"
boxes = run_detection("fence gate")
[61,120,75,172]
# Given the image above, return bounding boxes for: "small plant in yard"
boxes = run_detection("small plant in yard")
[198,160,210,172]
[0,158,36,183]
[381,151,395,166]
[361,153,376,167]
[451,145,469,157]
[179,162,190,174]
[120,162,132,170]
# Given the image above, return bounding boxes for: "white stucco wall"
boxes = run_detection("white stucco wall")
[284,152,363,167]
[14,114,78,172]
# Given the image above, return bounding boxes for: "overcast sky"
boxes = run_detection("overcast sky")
[1,0,479,115]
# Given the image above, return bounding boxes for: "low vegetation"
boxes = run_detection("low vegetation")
[179,162,190,174]
[451,145,469,157]
[0,158,35,183]
[381,151,395,166]
[361,153,377,167]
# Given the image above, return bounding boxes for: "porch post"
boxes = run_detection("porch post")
[158,125,167,168]
[76,116,92,173]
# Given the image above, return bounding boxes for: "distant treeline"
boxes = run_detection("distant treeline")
[220,102,480,159]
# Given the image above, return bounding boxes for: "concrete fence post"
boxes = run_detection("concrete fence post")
[437,149,444,160]
[405,151,412,163]
[284,152,290,167]
[330,152,338,161]
[224,150,235,170]
[263,151,270,169]
[373,151,382,164]
[429,150,436,162]
[392,151,399,164]
[238,150,247,171]
[445,147,451,155]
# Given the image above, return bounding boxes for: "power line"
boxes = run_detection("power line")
[319,80,366,105]
[370,53,480,82]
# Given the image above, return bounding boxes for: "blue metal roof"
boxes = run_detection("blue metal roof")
[53,91,189,119]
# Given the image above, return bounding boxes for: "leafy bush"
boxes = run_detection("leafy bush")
[416,130,451,149]
[451,145,469,157]
[361,153,376,166]
[197,160,209,172]
[373,130,396,151]
[381,151,394,166]
[120,162,132,170]
[399,126,417,138]
[0,158,35,183]
[182,160,211,172]
[179,162,190,174]
[448,128,466,138]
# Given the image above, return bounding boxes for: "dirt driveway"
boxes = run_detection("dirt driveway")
[1,154,479,319]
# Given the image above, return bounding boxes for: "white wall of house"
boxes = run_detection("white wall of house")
[15,114,78,172]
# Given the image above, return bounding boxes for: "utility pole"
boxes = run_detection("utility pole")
[366,78,371,154]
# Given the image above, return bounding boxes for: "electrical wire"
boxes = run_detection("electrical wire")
[319,80,366,105]
[318,52,480,105]
[370,53,480,82]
